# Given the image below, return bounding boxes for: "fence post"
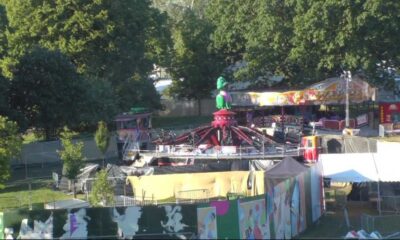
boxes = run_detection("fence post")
[28,183,32,210]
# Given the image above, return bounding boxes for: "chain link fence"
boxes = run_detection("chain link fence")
[361,213,400,236]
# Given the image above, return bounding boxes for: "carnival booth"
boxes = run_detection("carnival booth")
[230,76,376,132]
[114,107,152,162]
[378,102,400,136]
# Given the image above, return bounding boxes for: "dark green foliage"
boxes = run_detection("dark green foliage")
[0,116,22,189]
[0,74,9,116]
[167,9,225,101]
[2,0,164,116]
[9,47,86,139]
[206,0,400,87]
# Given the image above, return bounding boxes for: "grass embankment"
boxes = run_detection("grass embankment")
[0,178,85,211]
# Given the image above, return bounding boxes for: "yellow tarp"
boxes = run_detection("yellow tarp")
[127,171,265,201]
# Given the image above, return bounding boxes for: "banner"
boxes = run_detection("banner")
[231,77,375,107]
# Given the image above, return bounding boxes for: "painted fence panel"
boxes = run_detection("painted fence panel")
[208,200,240,239]
[1,163,325,239]
[197,207,217,239]
[238,196,269,239]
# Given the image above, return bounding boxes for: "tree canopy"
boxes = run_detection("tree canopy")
[0,116,22,189]
[0,0,399,135]
[1,0,165,114]
[9,47,87,139]
[206,0,400,87]
[165,6,224,101]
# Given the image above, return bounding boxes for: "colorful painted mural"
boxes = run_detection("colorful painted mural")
[239,198,269,239]
[197,207,217,239]
[209,200,240,239]
[1,163,324,239]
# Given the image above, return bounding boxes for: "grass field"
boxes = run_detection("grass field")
[298,201,380,239]
[0,178,85,211]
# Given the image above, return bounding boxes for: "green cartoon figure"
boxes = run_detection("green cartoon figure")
[216,76,232,109]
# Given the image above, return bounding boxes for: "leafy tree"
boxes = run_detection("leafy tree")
[89,169,114,207]
[291,0,400,87]
[0,4,7,60]
[116,73,163,111]
[80,77,119,128]
[167,9,224,114]
[206,0,254,65]
[94,121,110,167]
[0,116,22,189]
[58,126,84,198]
[9,47,87,140]
[2,0,167,110]
[206,0,400,87]
[0,74,9,116]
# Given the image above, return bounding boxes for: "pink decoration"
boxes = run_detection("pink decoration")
[210,200,230,216]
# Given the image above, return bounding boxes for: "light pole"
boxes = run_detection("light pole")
[344,70,352,128]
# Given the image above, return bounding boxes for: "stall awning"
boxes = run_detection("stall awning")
[231,76,376,107]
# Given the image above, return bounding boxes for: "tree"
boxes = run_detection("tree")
[80,77,119,128]
[0,4,7,60]
[291,0,400,87]
[206,0,253,65]
[94,121,110,167]
[2,0,167,111]
[0,116,22,189]
[58,126,84,198]
[89,169,114,207]
[9,47,87,140]
[206,0,400,87]
[0,74,9,116]
[167,9,224,114]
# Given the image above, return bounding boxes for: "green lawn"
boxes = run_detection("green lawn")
[298,200,380,239]
[0,179,84,211]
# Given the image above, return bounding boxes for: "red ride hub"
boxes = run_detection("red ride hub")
[211,109,237,128]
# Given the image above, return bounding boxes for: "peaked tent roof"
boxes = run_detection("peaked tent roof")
[265,156,308,179]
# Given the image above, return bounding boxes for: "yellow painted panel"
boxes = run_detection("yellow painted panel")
[127,171,265,201]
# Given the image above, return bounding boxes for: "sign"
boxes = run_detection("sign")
[379,102,400,123]
[356,114,368,127]
[231,77,375,107]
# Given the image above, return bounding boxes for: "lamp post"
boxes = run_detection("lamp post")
[344,70,352,128]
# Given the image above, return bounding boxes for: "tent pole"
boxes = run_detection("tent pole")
[368,140,381,215]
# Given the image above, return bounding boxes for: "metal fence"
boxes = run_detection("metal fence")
[361,213,400,236]
[175,189,210,204]
[381,196,400,214]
